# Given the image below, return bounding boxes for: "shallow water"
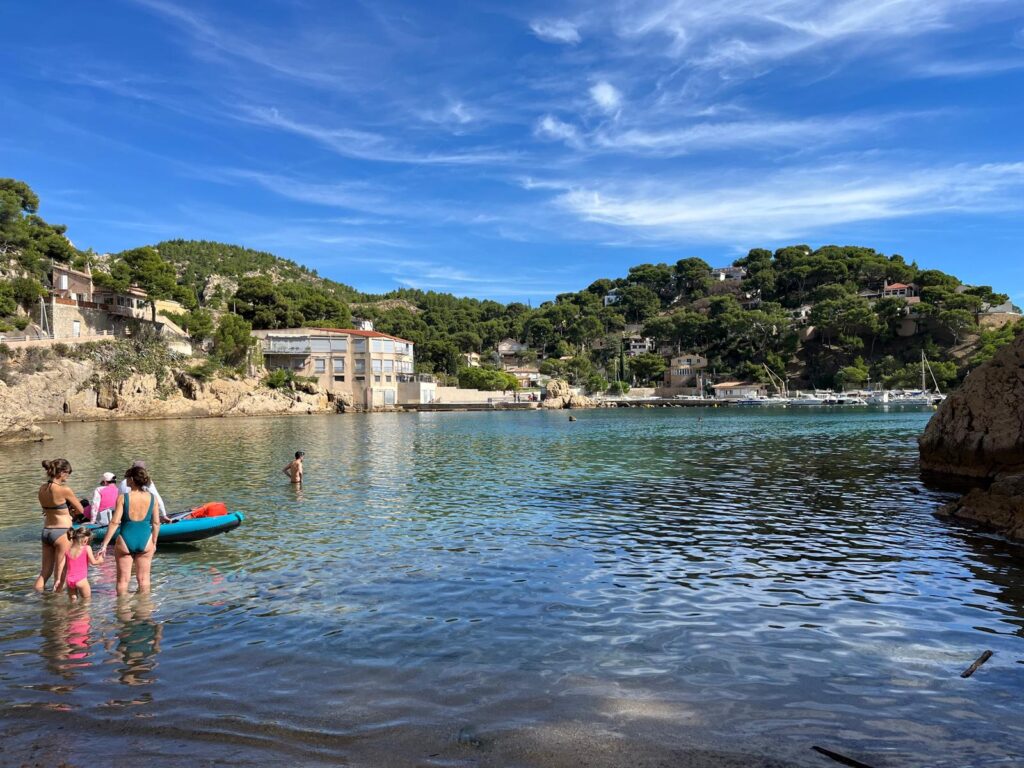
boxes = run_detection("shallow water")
[1,409,1023,767]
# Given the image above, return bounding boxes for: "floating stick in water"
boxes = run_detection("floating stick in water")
[960,650,993,678]
[811,746,876,768]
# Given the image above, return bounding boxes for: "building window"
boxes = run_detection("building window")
[374,375,381,383]
[354,359,366,374]
[314,358,326,373]
[333,358,345,372]
[59,275,69,290]
[354,375,365,382]
[372,359,382,373]
[352,338,366,353]
[385,375,392,382]
[382,359,394,373]
[333,375,345,382]
[384,389,396,405]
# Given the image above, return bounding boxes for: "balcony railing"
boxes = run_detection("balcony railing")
[398,373,434,383]
[262,340,311,354]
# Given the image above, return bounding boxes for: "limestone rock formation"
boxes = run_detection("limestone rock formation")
[936,473,1024,540]
[919,331,1024,480]
[541,379,598,409]
[920,330,1024,540]
[0,357,337,443]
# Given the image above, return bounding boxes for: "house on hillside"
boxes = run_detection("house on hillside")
[255,327,433,408]
[710,266,747,282]
[603,289,621,306]
[463,351,481,368]
[624,334,654,357]
[39,265,190,352]
[881,282,917,299]
[497,338,529,363]
[505,366,542,389]
[664,354,707,388]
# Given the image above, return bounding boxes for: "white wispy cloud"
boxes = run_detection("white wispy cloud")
[534,114,583,148]
[238,106,512,165]
[221,169,399,216]
[530,18,581,45]
[589,81,622,114]
[912,58,1024,77]
[611,0,1020,76]
[590,112,923,155]
[129,0,354,88]
[542,161,1024,242]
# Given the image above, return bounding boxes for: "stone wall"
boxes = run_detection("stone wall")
[978,312,1022,330]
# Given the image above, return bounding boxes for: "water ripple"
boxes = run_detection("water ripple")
[0,409,1022,766]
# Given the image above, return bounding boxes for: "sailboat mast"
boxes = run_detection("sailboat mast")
[921,349,926,392]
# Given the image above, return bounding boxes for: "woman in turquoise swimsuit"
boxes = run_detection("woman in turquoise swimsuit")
[36,458,85,592]
[96,465,161,595]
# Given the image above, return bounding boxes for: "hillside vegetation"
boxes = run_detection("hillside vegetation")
[2,178,1020,391]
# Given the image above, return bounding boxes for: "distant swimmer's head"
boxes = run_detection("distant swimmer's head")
[295,451,305,459]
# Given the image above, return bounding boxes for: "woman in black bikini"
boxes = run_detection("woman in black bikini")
[36,458,84,592]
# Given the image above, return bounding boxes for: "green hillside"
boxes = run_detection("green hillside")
[2,178,1021,391]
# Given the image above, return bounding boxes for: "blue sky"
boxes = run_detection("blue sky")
[2,1,1024,303]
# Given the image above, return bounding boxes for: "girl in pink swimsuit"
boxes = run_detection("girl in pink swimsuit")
[58,528,104,600]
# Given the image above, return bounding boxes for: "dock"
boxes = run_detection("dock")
[605,398,731,408]
[404,402,540,412]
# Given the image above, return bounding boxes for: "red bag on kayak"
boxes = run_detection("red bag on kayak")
[190,502,229,518]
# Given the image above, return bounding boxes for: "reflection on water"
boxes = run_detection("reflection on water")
[113,596,162,690]
[0,409,1022,766]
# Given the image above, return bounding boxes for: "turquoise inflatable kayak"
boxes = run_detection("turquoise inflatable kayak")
[83,511,244,544]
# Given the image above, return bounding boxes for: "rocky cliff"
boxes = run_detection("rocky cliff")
[0,358,341,443]
[919,330,1024,539]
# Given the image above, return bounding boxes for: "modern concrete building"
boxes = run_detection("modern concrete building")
[255,327,435,408]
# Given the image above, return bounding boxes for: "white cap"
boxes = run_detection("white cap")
[102,471,116,482]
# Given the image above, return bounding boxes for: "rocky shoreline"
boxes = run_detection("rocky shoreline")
[920,330,1024,541]
[0,357,340,444]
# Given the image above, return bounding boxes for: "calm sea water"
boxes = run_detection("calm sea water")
[1,409,1022,767]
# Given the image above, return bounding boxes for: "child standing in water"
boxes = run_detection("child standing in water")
[58,528,104,600]
[283,451,304,484]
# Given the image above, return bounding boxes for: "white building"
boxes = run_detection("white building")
[712,381,767,400]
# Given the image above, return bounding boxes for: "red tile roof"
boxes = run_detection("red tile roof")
[884,283,910,290]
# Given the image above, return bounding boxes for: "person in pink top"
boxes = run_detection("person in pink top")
[57,528,104,600]
[89,472,119,525]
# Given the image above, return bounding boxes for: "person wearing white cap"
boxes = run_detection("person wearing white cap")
[117,460,168,520]
[90,471,120,525]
